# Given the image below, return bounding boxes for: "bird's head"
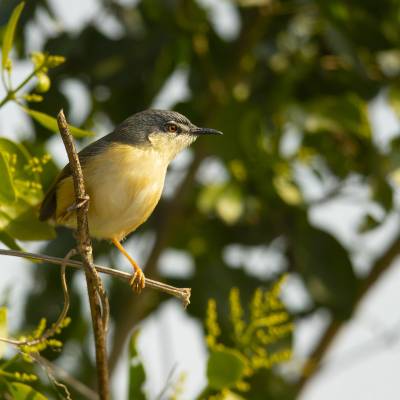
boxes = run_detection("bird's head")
[112,109,222,161]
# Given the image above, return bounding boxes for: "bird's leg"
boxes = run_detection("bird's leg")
[59,195,90,221]
[65,194,90,213]
[112,239,145,293]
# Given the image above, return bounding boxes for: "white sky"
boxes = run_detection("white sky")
[1,1,400,399]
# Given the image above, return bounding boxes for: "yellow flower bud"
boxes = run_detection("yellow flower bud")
[31,52,45,67]
[47,55,66,68]
[35,73,51,93]
[23,93,44,102]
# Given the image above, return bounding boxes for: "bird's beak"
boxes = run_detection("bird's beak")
[191,127,223,136]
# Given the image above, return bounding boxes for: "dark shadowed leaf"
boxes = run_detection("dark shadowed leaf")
[292,219,357,318]
[371,177,393,211]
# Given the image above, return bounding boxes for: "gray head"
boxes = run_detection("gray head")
[110,109,222,160]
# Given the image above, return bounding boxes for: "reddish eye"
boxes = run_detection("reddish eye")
[167,124,178,133]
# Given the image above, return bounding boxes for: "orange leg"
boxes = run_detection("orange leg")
[112,239,145,293]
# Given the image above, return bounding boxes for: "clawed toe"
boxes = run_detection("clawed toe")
[129,269,146,293]
[111,239,145,294]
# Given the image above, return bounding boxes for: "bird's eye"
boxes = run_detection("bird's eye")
[167,123,178,133]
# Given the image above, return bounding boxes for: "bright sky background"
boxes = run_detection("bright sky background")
[1,1,400,399]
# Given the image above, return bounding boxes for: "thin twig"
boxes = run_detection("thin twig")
[33,354,98,400]
[0,60,47,109]
[0,249,191,307]
[32,353,73,400]
[57,109,109,399]
[0,248,74,347]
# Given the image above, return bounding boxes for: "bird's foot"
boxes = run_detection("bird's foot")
[129,268,146,293]
[66,194,90,213]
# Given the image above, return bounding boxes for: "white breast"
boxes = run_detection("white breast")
[84,144,168,240]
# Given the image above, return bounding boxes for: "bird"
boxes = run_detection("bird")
[39,109,222,292]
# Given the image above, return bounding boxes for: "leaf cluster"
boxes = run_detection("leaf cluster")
[0,307,71,399]
[202,277,293,399]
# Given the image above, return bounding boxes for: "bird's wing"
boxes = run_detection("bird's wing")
[39,135,111,221]
[38,163,71,221]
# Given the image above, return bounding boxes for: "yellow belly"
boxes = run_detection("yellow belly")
[55,143,168,240]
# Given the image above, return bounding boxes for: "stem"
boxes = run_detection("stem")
[0,94,11,108]
[0,62,46,109]
[57,110,110,399]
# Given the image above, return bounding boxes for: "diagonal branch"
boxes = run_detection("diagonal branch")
[295,234,400,395]
[57,109,109,399]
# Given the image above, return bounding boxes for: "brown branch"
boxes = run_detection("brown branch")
[0,249,191,307]
[295,234,400,395]
[57,109,109,399]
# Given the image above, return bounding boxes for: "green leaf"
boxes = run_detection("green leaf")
[8,382,47,400]
[23,108,94,138]
[0,152,16,205]
[128,331,146,400]
[0,138,45,204]
[1,2,25,70]
[3,207,55,241]
[0,307,7,358]
[0,138,30,169]
[207,348,247,390]
[0,231,22,250]
[371,177,393,211]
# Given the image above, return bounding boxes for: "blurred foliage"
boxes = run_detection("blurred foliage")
[1,0,400,398]
[0,1,93,250]
[201,277,292,399]
[0,307,72,399]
